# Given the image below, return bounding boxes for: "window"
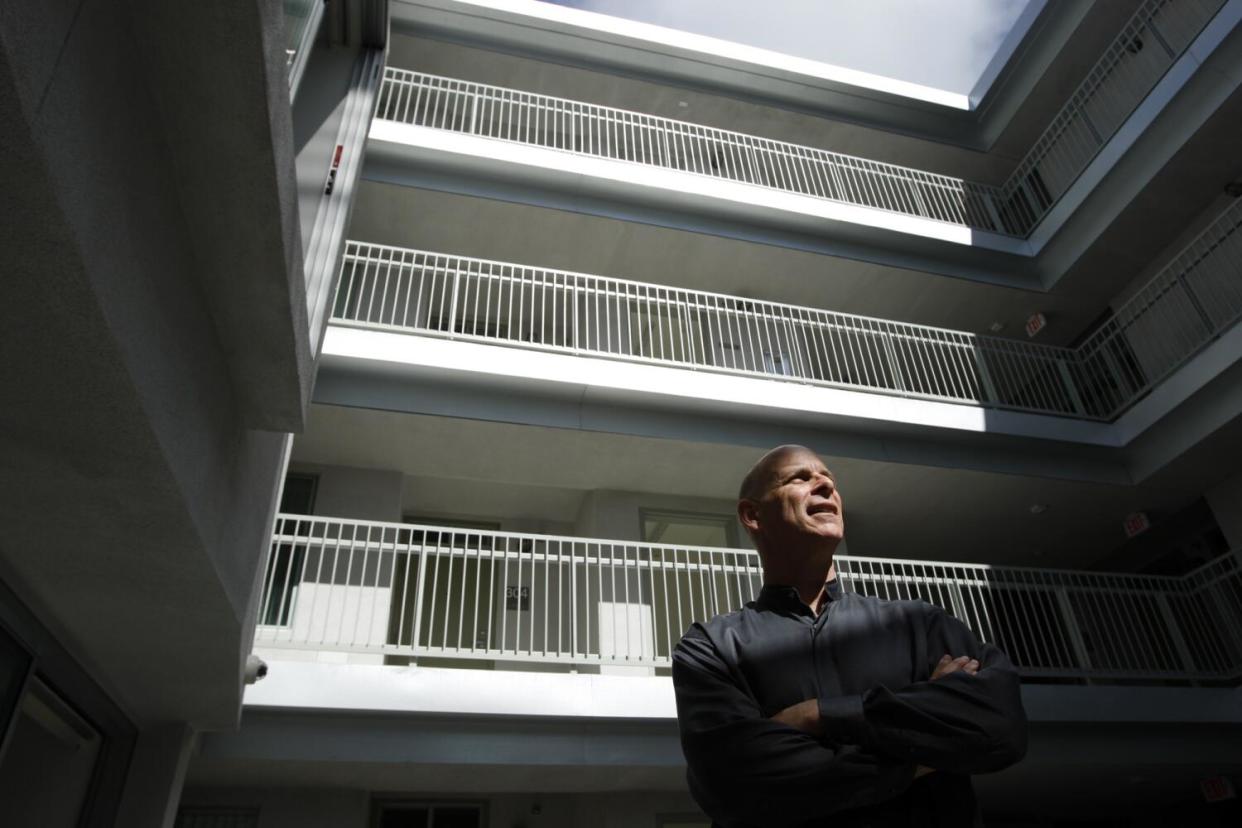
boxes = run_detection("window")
[762,349,795,376]
[175,808,259,828]
[259,542,305,626]
[374,801,484,828]
[0,587,136,828]
[402,516,502,550]
[642,509,738,548]
[428,314,510,341]
[0,621,31,746]
[0,677,103,828]
[279,472,318,515]
[403,517,501,532]
[657,818,711,828]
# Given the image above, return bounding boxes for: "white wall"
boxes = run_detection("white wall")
[572,488,849,555]
[400,473,580,535]
[574,490,745,545]
[291,463,404,522]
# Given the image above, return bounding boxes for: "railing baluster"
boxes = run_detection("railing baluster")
[256,515,1242,680]
[333,193,1240,421]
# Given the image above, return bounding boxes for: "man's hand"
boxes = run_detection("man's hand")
[931,654,979,680]
[770,659,977,773]
[772,655,980,735]
[911,657,977,779]
[770,698,821,736]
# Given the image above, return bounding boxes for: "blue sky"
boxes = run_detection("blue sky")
[539,0,1038,97]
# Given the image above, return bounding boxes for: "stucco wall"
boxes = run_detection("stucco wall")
[292,462,406,522]
[0,0,301,728]
[573,490,746,545]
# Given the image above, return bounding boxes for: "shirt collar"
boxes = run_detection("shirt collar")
[756,577,842,615]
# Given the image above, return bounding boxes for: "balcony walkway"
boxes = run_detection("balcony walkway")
[331,198,1242,422]
[375,0,1226,239]
[255,515,1242,684]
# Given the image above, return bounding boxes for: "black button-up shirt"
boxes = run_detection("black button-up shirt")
[672,580,1027,827]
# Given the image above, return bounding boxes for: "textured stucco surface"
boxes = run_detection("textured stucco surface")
[0,0,304,727]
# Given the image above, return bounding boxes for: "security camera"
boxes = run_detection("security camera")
[244,654,269,684]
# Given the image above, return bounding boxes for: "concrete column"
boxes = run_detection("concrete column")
[113,723,195,828]
[1206,471,1242,551]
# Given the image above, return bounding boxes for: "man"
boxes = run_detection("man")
[672,445,1027,827]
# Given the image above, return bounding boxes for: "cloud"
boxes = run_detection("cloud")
[540,0,1036,96]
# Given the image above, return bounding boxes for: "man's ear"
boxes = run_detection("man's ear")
[737,499,761,533]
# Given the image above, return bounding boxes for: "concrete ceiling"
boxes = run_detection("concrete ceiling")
[291,403,1233,570]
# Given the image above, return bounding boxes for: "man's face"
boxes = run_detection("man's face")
[748,448,844,546]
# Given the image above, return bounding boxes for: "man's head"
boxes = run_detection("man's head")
[737,445,843,579]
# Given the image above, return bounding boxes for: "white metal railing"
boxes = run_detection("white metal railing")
[332,197,1242,421]
[1071,197,1242,418]
[376,68,1008,234]
[255,515,1242,681]
[374,0,1224,238]
[333,243,1085,416]
[999,0,1226,233]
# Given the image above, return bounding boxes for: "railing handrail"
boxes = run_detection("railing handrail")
[336,190,1242,420]
[379,0,1224,239]
[259,512,1242,680]
[1001,0,1224,199]
[272,512,1232,588]
[1076,197,1242,357]
[383,67,1000,202]
[337,239,1078,358]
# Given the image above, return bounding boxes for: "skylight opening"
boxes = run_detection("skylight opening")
[537,0,1044,109]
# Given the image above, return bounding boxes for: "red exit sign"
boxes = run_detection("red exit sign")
[1200,776,1236,802]
[1025,312,1047,338]
[1123,511,1151,538]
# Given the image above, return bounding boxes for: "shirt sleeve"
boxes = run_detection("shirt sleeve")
[672,625,916,825]
[817,603,1028,775]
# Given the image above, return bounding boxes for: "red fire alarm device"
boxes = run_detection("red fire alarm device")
[1200,776,1236,802]
[324,144,344,195]
[1123,511,1151,538]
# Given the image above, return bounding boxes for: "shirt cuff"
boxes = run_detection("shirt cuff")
[818,693,866,745]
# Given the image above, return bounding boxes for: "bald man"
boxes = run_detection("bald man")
[672,445,1027,827]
